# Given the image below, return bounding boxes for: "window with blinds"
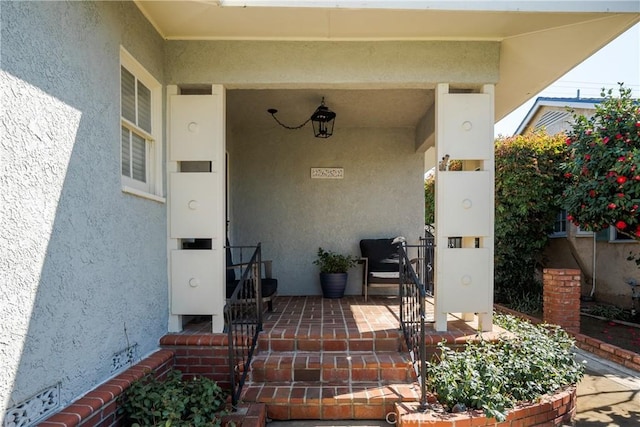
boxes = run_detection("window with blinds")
[121,65,152,191]
[119,47,162,201]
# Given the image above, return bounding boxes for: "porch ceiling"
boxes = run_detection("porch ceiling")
[226,89,434,130]
[136,1,640,125]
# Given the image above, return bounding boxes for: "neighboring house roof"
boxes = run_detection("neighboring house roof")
[515,96,602,135]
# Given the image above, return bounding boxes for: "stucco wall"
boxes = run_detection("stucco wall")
[1,0,167,420]
[558,230,639,308]
[226,126,424,296]
[165,40,499,87]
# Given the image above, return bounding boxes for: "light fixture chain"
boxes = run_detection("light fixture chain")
[269,113,312,130]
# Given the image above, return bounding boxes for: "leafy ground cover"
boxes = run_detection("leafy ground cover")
[427,314,584,422]
[119,369,228,427]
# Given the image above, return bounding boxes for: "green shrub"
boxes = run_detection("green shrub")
[585,303,632,321]
[494,132,569,305]
[119,369,228,427]
[427,314,584,422]
[424,176,435,225]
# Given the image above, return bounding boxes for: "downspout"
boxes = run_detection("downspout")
[590,233,597,298]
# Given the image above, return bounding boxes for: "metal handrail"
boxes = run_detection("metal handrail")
[399,239,434,412]
[225,243,263,408]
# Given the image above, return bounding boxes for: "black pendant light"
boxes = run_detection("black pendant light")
[267,97,336,138]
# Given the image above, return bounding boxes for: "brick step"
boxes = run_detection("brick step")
[257,329,403,353]
[240,382,421,420]
[250,351,415,383]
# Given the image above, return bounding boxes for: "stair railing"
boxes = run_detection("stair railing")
[224,243,263,408]
[399,238,434,412]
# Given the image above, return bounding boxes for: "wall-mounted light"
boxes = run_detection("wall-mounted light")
[267,97,336,138]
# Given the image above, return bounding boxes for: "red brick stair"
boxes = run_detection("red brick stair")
[240,327,421,420]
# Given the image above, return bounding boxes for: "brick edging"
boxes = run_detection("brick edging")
[397,386,576,426]
[38,350,175,427]
[494,304,640,373]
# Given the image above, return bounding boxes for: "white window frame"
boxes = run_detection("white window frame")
[609,227,638,243]
[120,47,164,202]
[575,225,594,237]
[550,210,567,238]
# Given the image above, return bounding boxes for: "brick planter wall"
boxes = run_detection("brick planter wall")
[396,386,576,426]
[37,346,264,427]
[543,268,581,333]
[38,350,175,427]
[159,332,232,389]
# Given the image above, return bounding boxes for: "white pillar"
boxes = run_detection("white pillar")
[434,83,494,332]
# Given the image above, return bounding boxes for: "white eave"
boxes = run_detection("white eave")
[133,1,640,121]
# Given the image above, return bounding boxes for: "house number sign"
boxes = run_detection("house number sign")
[311,167,344,179]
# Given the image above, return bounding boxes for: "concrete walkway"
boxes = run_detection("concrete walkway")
[267,349,640,426]
[573,348,640,426]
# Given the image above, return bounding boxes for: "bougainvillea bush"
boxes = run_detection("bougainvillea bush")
[563,85,640,242]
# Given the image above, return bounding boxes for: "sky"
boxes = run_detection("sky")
[494,23,640,137]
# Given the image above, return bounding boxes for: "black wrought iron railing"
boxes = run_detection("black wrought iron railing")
[419,228,435,296]
[399,238,435,412]
[224,243,263,408]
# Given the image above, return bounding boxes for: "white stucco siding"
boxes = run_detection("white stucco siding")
[1,0,166,419]
[165,40,500,87]
[227,126,424,296]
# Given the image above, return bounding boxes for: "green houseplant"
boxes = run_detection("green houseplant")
[314,247,357,298]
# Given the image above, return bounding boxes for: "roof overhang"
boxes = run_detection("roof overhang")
[133,1,640,121]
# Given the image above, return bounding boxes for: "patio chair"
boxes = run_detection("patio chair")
[225,240,278,312]
[360,237,413,301]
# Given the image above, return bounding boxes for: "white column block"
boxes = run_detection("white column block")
[169,173,221,238]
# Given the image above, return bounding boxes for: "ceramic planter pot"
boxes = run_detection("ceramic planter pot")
[320,272,348,298]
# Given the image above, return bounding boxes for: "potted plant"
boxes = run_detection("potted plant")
[313,247,357,298]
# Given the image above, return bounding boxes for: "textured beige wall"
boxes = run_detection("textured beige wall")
[568,230,639,308]
[227,126,424,295]
[546,229,639,308]
[166,40,499,87]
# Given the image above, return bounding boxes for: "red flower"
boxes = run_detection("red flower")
[618,193,625,198]
[617,176,628,184]
[616,220,627,230]
[603,136,610,144]
[634,175,640,181]
[584,154,591,160]
[608,203,616,209]
[618,156,626,162]
[585,129,593,135]
[567,214,574,222]
[636,121,640,127]
[616,133,623,140]
[589,190,597,198]
[565,137,572,146]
